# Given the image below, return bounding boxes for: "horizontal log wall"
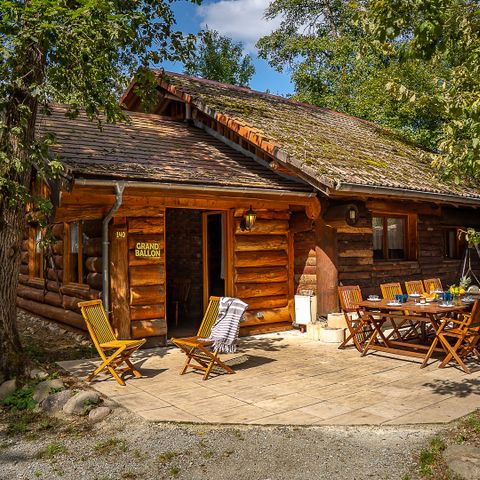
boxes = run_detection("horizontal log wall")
[17,222,102,331]
[336,204,480,298]
[127,216,167,339]
[233,209,292,332]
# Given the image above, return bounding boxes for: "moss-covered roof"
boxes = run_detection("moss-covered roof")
[155,71,480,202]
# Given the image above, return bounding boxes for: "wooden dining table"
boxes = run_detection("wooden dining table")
[358,298,469,367]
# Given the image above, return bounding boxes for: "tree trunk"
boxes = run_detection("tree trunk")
[0,41,43,380]
[0,202,27,379]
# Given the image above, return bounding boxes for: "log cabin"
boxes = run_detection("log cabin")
[18,71,480,346]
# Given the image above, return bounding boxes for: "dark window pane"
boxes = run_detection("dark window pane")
[387,218,405,259]
[372,217,384,259]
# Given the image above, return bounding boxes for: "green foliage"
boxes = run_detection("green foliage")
[258,0,480,182]
[257,0,443,150]
[365,0,480,181]
[0,0,197,218]
[1,386,36,411]
[95,437,128,454]
[458,228,480,247]
[417,436,446,475]
[184,28,255,86]
[36,442,67,459]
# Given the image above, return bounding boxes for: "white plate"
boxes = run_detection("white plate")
[409,293,421,298]
[387,302,402,306]
[439,303,454,308]
[367,297,381,302]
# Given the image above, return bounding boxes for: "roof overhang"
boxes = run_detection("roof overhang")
[332,182,480,207]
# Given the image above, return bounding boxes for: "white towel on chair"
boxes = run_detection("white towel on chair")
[208,297,248,353]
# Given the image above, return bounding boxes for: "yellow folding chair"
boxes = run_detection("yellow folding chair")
[78,299,146,386]
[424,278,443,294]
[171,296,235,380]
[405,280,426,295]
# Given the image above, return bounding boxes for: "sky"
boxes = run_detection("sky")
[162,0,295,96]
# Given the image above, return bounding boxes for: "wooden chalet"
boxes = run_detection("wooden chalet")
[18,71,480,345]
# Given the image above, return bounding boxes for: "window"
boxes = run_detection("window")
[29,227,44,278]
[372,215,408,260]
[444,228,467,259]
[64,221,89,284]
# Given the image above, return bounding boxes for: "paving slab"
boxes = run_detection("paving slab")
[58,330,480,426]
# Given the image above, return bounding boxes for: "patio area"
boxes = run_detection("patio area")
[59,331,480,426]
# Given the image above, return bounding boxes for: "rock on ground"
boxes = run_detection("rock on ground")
[63,390,99,415]
[88,406,111,423]
[28,368,49,381]
[444,443,480,480]
[41,390,71,414]
[33,379,64,403]
[0,379,16,401]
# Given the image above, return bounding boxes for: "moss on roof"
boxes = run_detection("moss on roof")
[158,71,480,200]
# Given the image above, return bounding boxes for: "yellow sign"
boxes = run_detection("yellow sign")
[135,242,161,258]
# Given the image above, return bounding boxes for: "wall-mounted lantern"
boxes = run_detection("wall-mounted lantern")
[346,204,359,226]
[241,205,257,231]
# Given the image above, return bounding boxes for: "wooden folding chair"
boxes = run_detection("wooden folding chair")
[380,282,419,340]
[337,285,374,353]
[424,278,443,294]
[405,280,426,295]
[171,296,235,380]
[78,300,146,386]
[432,300,480,373]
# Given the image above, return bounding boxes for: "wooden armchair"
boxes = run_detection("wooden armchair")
[337,285,373,353]
[432,300,480,373]
[380,282,402,300]
[424,278,443,294]
[78,300,146,386]
[405,280,426,295]
[171,296,236,380]
[380,282,419,340]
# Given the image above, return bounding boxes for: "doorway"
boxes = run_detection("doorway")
[202,212,226,309]
[166,208,227,337]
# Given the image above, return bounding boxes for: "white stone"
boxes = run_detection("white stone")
[33,379,64,403]
[29,368,49,380]
[63,390,100,415]
[0,379,16,401]
[88,406,111,423]
[319,327,345,343]
[327,313,348,329]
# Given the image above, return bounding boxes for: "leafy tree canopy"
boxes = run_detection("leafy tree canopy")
[365,0,480,181]
[257,0,479,181]
[0,0,196,378]
[184,28,255,87]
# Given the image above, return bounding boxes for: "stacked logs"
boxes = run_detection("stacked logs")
[233,209,292,335]
[127,217,167,339]
[17,222,102,331]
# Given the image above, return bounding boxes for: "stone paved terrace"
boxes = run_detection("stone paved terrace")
[59,331,480,425]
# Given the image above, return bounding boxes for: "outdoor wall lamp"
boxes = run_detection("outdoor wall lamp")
[346,204,359,226]
[241,205,257,231]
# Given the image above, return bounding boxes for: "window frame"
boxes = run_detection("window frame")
[63,221,85,286]
[372,212,417,261]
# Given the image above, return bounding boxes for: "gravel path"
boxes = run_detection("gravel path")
[1,406,439,480]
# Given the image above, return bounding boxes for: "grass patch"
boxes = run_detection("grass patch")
[1,386,36,411]
[465,413,480,434]
[170,465,180,477]
[36,442,67,459]
[158,451,178,464]
[417,436,446,476]
[94,438,127,454]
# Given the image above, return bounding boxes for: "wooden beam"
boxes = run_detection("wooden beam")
[110,217,131,339]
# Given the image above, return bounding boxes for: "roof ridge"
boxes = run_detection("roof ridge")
[154,69,420,143]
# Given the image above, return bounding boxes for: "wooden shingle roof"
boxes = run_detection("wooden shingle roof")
[36,104,311,193]
[153,71,480,203]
